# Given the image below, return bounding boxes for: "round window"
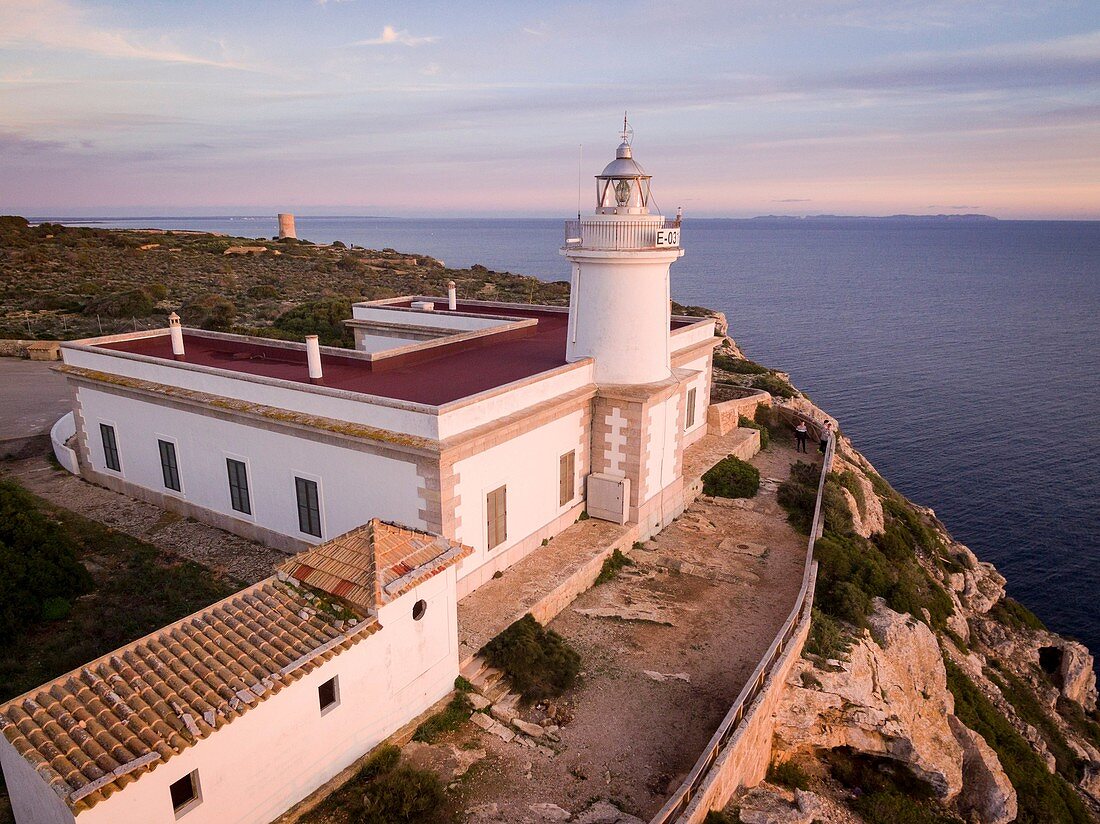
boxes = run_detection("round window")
[412,599,427,621]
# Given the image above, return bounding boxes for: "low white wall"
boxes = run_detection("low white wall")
[50,412,79,475]
[75,385,424,543]
[77,570,459,824]
[351,305,506,332]
[62,344,439,439]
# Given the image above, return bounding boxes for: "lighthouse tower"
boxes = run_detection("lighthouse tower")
[562,121,683,385]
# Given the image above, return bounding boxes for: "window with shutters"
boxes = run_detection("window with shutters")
[559,450,575,506]
[158,440,181,492]
[486,485,507,550]
[296,477,322,537]
[686,387,697,429]
[100,423,120,472]
[226,458,251,515]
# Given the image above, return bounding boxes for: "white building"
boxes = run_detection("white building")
[2,132,721,823]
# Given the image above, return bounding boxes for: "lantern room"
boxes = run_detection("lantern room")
[595,126,652,216]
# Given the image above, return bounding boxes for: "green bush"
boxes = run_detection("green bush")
[352,764,444,824]
[752,403,786,439]
[766,759,810,790]
[777,462,852,536]
[411,692,472,743]
[274,297,354,347]
[737,415,769,449]
[751,373,796,399]
[713,353,768,375]
[703,811,739,824]
[595,548,634,585]
[85,287,156,318]
[482,614,580,702]
[0,480,92,646]
[945,658,1091,824]
[988,664,1081,782]
[183,294,237,330]
[826,749,955,824]
[837,470,866,517]
[805,608,852,661]
[702,456,760,499]
[990,597,1046,631]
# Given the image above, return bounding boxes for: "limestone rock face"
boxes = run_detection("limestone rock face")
[774,603,965,798]
[738,785,822,824]
[832,454,884,538]
[949,715,1017,824]
[1059,641,1098,712]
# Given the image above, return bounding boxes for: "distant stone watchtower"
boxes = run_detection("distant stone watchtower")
[278,213,297,240]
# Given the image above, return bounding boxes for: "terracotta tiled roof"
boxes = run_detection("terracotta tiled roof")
[277,519,472,611]
[0,580,379,813]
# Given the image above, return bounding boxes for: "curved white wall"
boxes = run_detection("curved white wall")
[50,412,79,475]
[564,249,682,385]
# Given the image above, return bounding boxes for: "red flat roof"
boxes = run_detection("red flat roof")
[96,302,699,407]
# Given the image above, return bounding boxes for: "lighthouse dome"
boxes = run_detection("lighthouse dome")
[599,142,649,179]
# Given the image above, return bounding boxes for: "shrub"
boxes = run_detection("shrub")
[702,456,760,499]
[737,414,769,449]
[358,744,401,782]
[988,663,1081,782]
[246,284,279,300]
[85,287,156,318]
[352,765,444,824]
[713,353,768,375]
[826,749,955,824]
[777,462,852,536]
[0,480,93,645]
[703,812,739,824]
[767,759,810,790]
[945,658,1091,824]
[990,597,1046,632]
[751,373,796,399]
[183,294,237,330]
[482,614,580,702]
[837,470,866,517]
[805,608,852,661]
[412,692,472,743]
[595,548,634,585]
[274,297,354,347]
[753,403,786,439]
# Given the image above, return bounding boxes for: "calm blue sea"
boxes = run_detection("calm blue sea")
[52,215,1100,659]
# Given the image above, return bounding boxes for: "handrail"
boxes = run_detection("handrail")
[650,433,835,824]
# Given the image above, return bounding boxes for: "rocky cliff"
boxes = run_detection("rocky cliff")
[713,338,1100,824]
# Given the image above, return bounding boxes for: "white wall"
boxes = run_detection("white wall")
[452,407,586,584]
[354,332,425,353]
[62,345,439,439]
[671,318,718,353]
[76,386,423,542]
[563,248,682,385]
[76,570,459,824]
[50,411,79,475]
[0,737,76,824]
[644,395,680,502]
[351,305,507,332]
[681,355,711,446]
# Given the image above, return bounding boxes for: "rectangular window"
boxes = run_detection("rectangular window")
[169,770,201,817]
[226,458,251,515]
[559,451,575,507]
[486,485,507,550]
[686,387,697,429]
[159,440,180,492]
[100,423,120,472]
[318,676,339,713]
[296,477,322,537]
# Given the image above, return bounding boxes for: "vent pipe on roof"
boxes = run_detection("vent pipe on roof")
[168,312,185,360]
[306,335,323,384]
[447,280,457,311]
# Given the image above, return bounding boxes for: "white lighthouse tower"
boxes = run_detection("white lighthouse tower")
[562,120,683,385]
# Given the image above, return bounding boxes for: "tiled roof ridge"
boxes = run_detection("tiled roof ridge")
[0,578,380,812]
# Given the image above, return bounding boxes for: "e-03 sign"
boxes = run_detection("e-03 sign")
[655,228,680,247]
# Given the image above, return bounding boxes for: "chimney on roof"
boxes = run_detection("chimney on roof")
[169,312,185,360]
[278,213,297,240]
[447,280,457,311]
[306,335,323,384]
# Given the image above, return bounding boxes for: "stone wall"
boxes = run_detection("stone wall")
[0,339,37,358]
[707,391,770,436]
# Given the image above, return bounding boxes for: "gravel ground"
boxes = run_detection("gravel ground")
[425,442,815,823]
[3,453,287,584]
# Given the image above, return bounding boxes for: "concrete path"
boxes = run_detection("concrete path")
[456,428,758,662]
[0,358,72,457]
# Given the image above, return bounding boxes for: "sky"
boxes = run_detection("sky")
[1,0,1098,219]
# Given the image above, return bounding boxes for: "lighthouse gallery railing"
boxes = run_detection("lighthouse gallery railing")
[563,217,681,251]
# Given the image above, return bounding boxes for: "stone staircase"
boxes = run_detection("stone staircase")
[460,656,557,755]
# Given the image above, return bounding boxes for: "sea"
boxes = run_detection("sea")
[48,215,1100,661]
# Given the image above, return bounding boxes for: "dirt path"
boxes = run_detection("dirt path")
[435,442,815,823]
[2,454,286,584]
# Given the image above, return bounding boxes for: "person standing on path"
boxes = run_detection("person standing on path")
[819,420,834,454]
[795,420,809,453]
